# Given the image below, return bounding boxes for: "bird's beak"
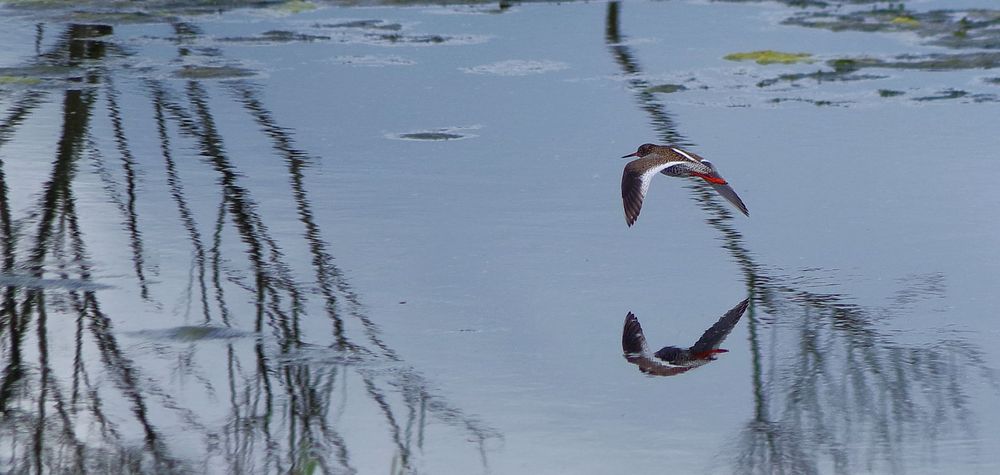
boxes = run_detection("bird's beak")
[621,152,637,158]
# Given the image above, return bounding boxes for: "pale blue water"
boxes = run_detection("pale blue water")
[1,1,999,473]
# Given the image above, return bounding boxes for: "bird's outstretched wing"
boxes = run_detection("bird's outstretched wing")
[621,159,688,226]
[622,312,649,355]
[622,313,694,376]
[701,160,750,217]
[689,298,751,354]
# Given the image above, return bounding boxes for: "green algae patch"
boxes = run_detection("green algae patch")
[68,10,170,24]
[0,65,82,86]
[173,65,256,80]
[829,58,860,73]
[910,89,997,103]
[889,16,920,27]
[0,75,41,86]
[130,325,257,342]
[0,0,76,7]
[646,84,688,94]
[398,132,464,141]
[273,0,316,14]
[824,52,1000,72]
[219,30,331,43]
[785,8,1000,50]
[757,70,885,88]
[322,20,403,31]
[386,126,479,141]
[914,89,968,101]
[768,97,848,107]
[724,50,813,65]
[379,33,448,44]
[262,29,329,41]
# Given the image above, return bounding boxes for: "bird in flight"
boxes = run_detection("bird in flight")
[621,143,749,226]
[622,298,750,377]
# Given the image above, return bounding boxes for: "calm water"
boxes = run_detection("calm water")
[1,0,1000,473]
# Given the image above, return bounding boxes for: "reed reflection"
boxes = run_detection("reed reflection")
[0,20,497,474]
[622,299,749,377]
[607,2,997,473]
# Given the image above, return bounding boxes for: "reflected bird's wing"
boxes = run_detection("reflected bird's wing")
[701,160,750,217]
[622,159,688,226]
[634,359,693,377]
[689,298,751,355]
[623,313,693,376]
[622,312,650,355]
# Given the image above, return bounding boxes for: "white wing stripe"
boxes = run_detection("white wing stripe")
[670,147,699,163]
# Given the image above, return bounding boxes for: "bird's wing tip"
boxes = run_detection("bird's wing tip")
[623,312,648,354]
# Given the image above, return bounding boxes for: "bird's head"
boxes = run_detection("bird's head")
[621,143,657,159]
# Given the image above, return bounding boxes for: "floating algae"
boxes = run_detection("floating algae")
[218,30,332,43]
[68,10,170,24]
[914,89,969,101]
[311,18,488,46]
[398,132,464,140]
[768,97,848,106]
[757,70,885,88]
[460,59,568,76]
[784,8,1000,50]
[386,125,480,141]
[321,20,403,31]
[889,16,920,27]
[0,75,42,86]
[910,89,997,102]
[646,84,688,94]
[130,325,258,342]
[823,52,1000,72]
[173,65,256,79]
[334,55,415,67]
[724,50,813,65]
[272,0,316,14]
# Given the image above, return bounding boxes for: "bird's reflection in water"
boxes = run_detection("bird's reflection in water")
[622,298,750,377]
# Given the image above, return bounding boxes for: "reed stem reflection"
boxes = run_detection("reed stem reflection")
[0,20,498,474]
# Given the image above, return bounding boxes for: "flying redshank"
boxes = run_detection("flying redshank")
[621,143,749,226]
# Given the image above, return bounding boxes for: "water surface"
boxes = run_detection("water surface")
[1,0,999,473]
